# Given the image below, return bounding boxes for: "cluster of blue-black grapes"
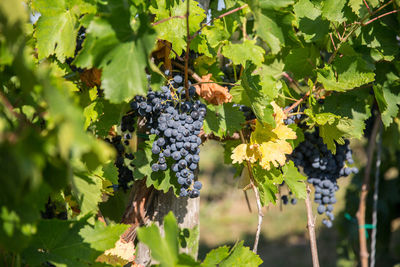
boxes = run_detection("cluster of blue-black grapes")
[129,73,205,198]
[290,129,358,227]
[105,125,135,191]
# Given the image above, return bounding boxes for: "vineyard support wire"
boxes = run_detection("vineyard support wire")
[305,185,320,267]
[370,125,382,267]
[356,115,381,267]
[238,130,264,254]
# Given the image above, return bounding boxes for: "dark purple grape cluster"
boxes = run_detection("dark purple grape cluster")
[129,74,205,198]
[291,129,358,227]
[105,133,135,191]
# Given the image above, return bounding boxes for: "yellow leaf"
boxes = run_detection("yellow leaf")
[231,101,296,170]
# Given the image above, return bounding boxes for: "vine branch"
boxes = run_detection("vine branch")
[239,130,264,254]
[151,16,185,26]
[305,185,320,267]
[363,9,400,26]
[356,115,381,267]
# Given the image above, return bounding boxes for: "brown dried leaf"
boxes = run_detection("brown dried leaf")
[194,74,232,105]
[80,68,102,88]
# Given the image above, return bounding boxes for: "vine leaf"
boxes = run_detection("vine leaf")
[321,88,373,139]
[79,221,129,252]
[218,241,263,267]
[249,0,297,54]
[373,62,400,127]
[252,166,283,205]
[201,246,230,266]
[282,161,307,200]
[74,12,156,103]
[203,103,245,138]
[293,0,330,42]
[304,109,346,153]
[231,65,275,125]
[284,46,319,79]
[22,216,102,266]
[317,56,375,92]
[231,102,297,170]
[321,0,347,23]
[137,212,183,267]
[149,0,206,56]
[71,174,103,216]
[221,39,265,66]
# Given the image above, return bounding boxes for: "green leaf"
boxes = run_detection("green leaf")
[79,221,129,251]
[75,13,156,103]
[219,241,263,266]
[321,0,346,23]
[282,161,306,199]
[201,246,230,266]
[249,1,297,54]
[150,0,206,56]
[22,216,101,267]
[348,0,369,16]
[102,162,119,185]
[317,56,375,92]
[221,40,265,66]
[293,0,329,42]
[71,174,103,216]
[137,212,181,267]
[203,103,245,138]
[202,21,230,48]
[373,62,400,127]
[321,88,373,139]
[231,65,275,126]
[304,110,346,152]
[253,166,283,205]
[284,46,319,79]
[33,0,79,60]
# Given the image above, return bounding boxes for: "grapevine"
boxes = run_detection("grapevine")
[1,0,400,267]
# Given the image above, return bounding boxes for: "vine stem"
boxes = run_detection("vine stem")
[370,125,382,267]
[238,130,264,254]
[184,0,190,100]
[151,15,185,26]
[356,115,381,267]
[363,9,400,26]
[284,90,311,114]
[305,185,320,267]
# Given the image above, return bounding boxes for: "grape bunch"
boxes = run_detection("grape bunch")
[291,129,358,227]
[129,74,205,198]
[105,132,135,191]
